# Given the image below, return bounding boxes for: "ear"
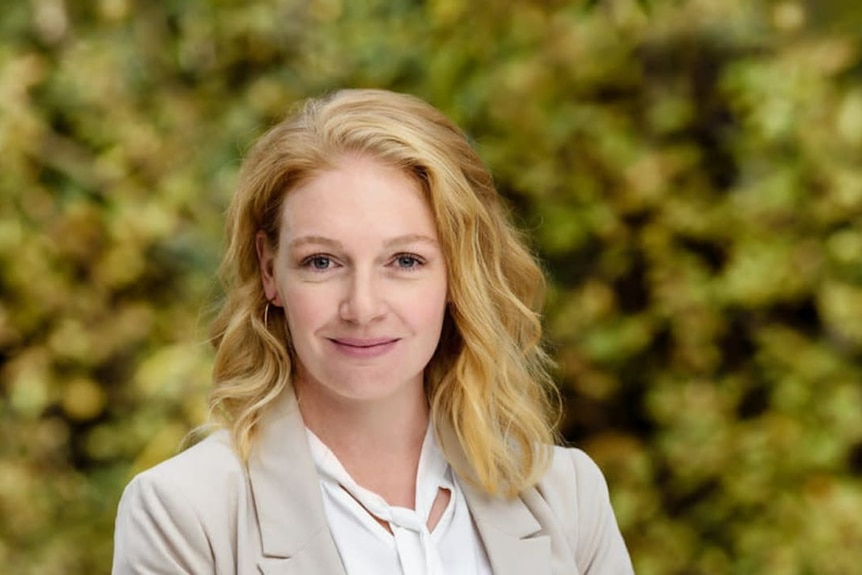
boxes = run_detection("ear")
[256,231,283,306]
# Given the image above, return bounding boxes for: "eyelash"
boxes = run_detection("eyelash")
[299,254,338,271]
[390,253,425,270]
[297,253,426,272]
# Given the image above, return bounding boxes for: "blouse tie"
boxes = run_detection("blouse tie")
[306,427,468,575]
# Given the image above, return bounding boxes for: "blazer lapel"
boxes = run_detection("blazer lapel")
[462,481,552,575]
[246,392,554,574]
[247,389,347,575]
[439,422,552,575]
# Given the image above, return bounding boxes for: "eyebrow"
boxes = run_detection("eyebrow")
[287,234,439,250]
[384,234,440,248]
[288,236,343,250]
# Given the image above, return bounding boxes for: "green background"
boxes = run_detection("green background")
[2,0,862,573]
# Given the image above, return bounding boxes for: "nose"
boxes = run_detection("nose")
[339,269,386,324]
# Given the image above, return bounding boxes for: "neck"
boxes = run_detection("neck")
[296,379,430,507]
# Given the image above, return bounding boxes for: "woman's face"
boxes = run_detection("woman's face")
[258,155,449,406]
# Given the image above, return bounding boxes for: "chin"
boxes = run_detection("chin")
[309,370,424,403]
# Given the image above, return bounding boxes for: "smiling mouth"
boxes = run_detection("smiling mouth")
[327,337,400,358]
[330,338,398,348]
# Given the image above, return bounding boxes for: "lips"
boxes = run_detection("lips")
[331,337,397,347]
[328,337,399,358]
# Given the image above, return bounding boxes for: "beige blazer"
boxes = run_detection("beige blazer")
[112,390,634,574]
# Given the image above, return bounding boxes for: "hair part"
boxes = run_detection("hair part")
[208,88,560,497]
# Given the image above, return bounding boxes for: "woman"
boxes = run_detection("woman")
[112,89,634,574]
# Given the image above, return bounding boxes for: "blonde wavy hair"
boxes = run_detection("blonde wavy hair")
[209,88,559,497]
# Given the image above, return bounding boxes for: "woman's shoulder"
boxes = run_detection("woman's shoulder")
[112,429,251,573]
[530,445,635,574]
[530,445,614,520]
[541,445,609,495]
[117,429,247,524]
[134,429,241,481]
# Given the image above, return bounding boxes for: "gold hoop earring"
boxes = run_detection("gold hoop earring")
[264,301,271,330]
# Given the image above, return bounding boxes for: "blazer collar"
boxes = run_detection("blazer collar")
[247,388,347,574]
[461,482,552,575]
[439,423,553,575]
[247,389,551,575]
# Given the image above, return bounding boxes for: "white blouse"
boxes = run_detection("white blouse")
[306,427,494,575]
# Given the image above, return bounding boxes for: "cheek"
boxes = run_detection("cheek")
[407,285,449,329]
[282,286,329,334]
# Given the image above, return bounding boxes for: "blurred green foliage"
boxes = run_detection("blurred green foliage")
[2,0,862,573]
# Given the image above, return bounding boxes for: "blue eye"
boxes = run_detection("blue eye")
[305,255,332,270]
[394,254,422,269]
